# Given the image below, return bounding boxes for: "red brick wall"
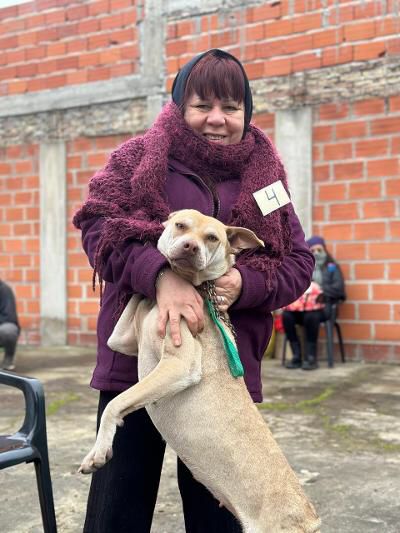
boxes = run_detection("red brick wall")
[165,1,400,90]
[0,0,138,96]
[0,144,40,343]
[313,97,400,359]
[66,134,130,346]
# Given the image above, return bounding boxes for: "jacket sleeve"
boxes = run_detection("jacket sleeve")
[80,216,169,300]
[321,264,346,302]
[231,205,314,313]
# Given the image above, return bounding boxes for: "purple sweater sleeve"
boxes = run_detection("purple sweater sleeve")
[80,217,169,300]
[232,206,314,312]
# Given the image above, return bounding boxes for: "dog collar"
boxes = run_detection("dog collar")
[205,298,244,378]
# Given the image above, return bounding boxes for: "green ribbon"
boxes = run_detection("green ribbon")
[205,299,244,378]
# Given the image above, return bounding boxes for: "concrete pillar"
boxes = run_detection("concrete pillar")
[39,142,67,345]
[275,107,313,238]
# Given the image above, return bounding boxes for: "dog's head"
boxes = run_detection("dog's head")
[157,209,264,286]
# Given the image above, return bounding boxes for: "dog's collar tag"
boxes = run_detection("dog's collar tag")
[253,180,290,216]
[205,299,244,378]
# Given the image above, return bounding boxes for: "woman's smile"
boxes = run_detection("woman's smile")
[184,94,245,145]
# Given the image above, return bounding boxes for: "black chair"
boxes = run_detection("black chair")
[281,302,346,368]
[0,371,57,533]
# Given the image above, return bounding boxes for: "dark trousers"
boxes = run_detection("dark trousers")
[282,310,327,345]
[83,391,242,533]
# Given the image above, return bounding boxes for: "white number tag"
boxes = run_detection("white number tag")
[252,181,291,216]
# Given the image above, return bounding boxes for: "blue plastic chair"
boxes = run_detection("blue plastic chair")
[0,371,57,532]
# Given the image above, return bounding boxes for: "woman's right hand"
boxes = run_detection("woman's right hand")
[156,269,204,347]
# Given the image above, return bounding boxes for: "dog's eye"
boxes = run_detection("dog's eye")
[175,222,186,230]
[206,234,219,242]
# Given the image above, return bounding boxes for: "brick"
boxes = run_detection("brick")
[371,116,400,135]
[322,45,353,67]
[292,52,321,72]
[353,98,385,116]
[45,74,67,89]
[339,303,355,320]
[355,263,385,279]
[166,39,189,57]
[389,221,400,239]
[244,61,265,80]
[87,153,108,167]
[247,4,281,23]
[386,179,400,197]
[354,40,386,60]
[318,183,346,201]
[252,112,274,130]
[367,158,399,177]
[322,223,353,241]
[79,301,100,315]
[110,63,135,78]
[344,21,376,42]
[3,239,23,252]
[293,13,322,33]
[246,23,265,41]
[335,243,367,260]
[319,103,349,120]
[312,28,342,48]
[386,36,400,55]
[341,322,371,340]
[372,283,400,302]
[389,96,400,112]
[88,67,111,82]
[333,162,363,180]
[323,142,352,160]
[314,125,333,142]
[78,52,100,68]
[336,121,366,139]
[282,34,313,54]
[370,243,400,260]
[389,264,400,279]
[355,138,389,158]
[88,0,109,16]
[7,80,27,94]
[376,17,400,37]
[359,303,391,321]
[265,19,292,38]
[313,164,330,181]
[264,57,291,76]
[78,19,100,34]
[349,181,381,199]
[26,46,46,60]
[354,222,386,240]
[375,324,400,342]
[363,200,395,219]
[329,203,359,221]
[328,5,354,24]
[45,11,65,25]
[354,1,385,19]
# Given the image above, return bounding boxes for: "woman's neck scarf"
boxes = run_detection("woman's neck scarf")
[73,101,292,289]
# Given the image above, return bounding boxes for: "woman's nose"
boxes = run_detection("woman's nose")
[206,105,225,126]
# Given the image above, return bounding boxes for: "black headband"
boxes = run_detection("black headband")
[171,49,253,129]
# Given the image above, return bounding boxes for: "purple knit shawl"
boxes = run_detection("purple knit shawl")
[73,102,292,286]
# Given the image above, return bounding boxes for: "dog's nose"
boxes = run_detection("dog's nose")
[183,240,199,255]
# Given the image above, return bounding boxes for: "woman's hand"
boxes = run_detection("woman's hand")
[214,268,242,313]
[156,270,204,347]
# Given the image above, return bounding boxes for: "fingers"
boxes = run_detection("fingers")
[169,314,182,347]
[157,310,168,339]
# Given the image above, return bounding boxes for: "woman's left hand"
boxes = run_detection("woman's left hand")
[214,268,242,313]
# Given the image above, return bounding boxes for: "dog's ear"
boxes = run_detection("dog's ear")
[162,211,178,227]
[226,227,264,254]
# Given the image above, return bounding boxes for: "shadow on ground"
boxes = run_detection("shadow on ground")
[0,346,399,532]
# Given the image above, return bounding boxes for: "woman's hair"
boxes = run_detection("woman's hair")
[182,52,246,106]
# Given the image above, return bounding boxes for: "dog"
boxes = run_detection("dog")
[79,209,321,533]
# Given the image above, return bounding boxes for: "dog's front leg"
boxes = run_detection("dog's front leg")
[79,329,202,474]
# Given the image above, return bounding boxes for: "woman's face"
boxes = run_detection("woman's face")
[184,93,245,145]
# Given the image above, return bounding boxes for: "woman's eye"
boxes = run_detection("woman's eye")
[196,104,210,110]
[207,235,218,242]
[175,222,185,230]
[224,106,238,112]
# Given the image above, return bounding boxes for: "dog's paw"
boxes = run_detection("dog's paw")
[78,445,113,474]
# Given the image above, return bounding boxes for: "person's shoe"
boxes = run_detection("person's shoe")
[302,357,318,370]
[285,358,302,369]
[285,341,302,369]
[2,355,16,371]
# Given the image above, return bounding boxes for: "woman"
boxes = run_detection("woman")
[74,49,314,533]
[283,236,346,370]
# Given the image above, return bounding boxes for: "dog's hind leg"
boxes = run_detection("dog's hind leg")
[79,326,202,474]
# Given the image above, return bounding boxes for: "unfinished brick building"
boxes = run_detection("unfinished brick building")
[0,0,399,361]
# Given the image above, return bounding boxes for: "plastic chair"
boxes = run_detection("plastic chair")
[281,302,346,368]
[0,371,57,533]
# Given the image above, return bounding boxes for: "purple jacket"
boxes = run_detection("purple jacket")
[79,158,314,402]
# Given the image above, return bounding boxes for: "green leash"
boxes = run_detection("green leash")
[205,299,244,378]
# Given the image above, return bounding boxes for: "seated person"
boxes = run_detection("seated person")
[283,236,345,370]
[0,278,21,371]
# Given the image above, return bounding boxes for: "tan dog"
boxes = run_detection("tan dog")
[79,209,321,533]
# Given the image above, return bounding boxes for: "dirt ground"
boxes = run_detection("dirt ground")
[1,346,399,532]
